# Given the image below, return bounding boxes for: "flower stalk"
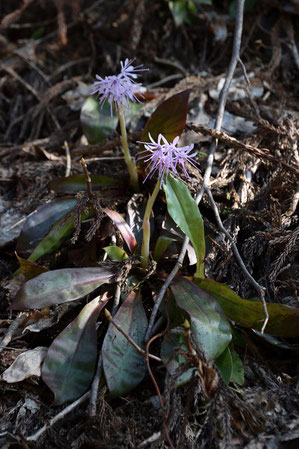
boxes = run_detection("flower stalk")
[141,179,160,268]
[118,108,139,191]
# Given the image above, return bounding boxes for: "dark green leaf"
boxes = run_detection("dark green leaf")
[11,267,115,310]
[153,236,175,262]
[161,329,196,386]
[164,175,205,277]
[140,90,191,145]
[80,96,118,144]
[16,197,77,255]
[170,277,232,360]
[42,294,109,404]
[102,291,147,396]
[196,278,299,337]
[48,174,119,194]
[230,348,244,385]
[215,346,232,384]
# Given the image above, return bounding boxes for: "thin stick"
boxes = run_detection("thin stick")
[145,0,245,341]
[88,353,103,417]
[206,188,269,333]
[64,140,71,177]
[80,157,93,201]
[145,304,175,449]
[89,286,120,417]
[104,309,161,362]
[26,391,90,441]
[80,157,102,232]
[186,123,299,176]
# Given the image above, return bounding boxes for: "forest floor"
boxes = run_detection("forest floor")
[0,1,299,448]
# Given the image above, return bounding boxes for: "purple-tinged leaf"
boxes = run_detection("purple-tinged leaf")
[48,174,119,194]
[103,208,137,253]
[196,278,299,337]
[140,90,191,144]
[16,197,77,255]
[42,294,109,404]
[102,291,147,396]
[10,267,116,310]
[171,277,232,360]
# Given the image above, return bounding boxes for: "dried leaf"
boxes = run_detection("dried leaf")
[2,347,47,383]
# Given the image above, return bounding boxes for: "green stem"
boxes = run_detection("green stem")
[141,179,160,269]
[118,108,139,191]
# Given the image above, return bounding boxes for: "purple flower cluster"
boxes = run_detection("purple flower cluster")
[91,58,147,115]
[138,133,199,187]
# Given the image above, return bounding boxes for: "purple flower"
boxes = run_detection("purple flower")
[138,133,199,188]
[91,58,148,115]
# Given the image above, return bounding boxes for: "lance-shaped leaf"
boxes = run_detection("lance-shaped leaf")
[25,205,92,265]
[164,175,205,278]
[102,291,147,396]
[16,197,77,255]
[170,277,232,360]
[215,346,233,384]
[11,267,115,310]
[42,294,109,404]
[48,174,119,194]
[103,208,137,253]
[215,346,244,385]
[196,278,299,337]
[140,90,191,144]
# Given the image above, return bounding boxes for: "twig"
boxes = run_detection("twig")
[64,140,71,177]
[137,432,161,448]
[71,131,141,157]
[206,187,268,333]
[0,313,27,354]
[145,306,175,449]
[80,156,102,222]
[104,309,161,362]
[89,292,112,417]
[145,0,246,341]
[26,391,90,441]
[88,353,103,417]
[111,283,121,317]
[80,157,93,202]
[186,123,299,176]
[198,0,245,198]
